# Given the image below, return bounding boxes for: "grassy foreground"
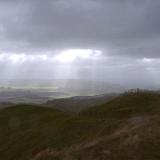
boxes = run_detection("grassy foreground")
[1,92,160,159]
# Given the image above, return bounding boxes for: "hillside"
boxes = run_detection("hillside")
[46,93,117,112]
[0,92,160,159]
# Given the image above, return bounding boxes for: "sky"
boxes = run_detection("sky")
[0,0,160,88]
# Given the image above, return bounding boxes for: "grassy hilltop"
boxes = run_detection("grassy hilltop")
[0,92,160,159]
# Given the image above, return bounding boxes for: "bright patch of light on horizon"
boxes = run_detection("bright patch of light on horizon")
[9,54,26,64]
[142,58,153,63]
[0,53,49,64]
[0,49,102,64]
[0,53,26,64]
[55,49,102,62]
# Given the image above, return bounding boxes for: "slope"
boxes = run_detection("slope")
[1,92,160,160]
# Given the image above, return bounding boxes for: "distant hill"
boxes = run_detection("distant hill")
[0,79,124,104]
[46,93,118,112]
[56,79,124,95]
[0,92,160,159]
[0,102,12,109]
[0,78,125,95]
[0,90,69,103]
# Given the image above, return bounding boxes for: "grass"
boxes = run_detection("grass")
[0,92,160,159]
[0,105,71,160]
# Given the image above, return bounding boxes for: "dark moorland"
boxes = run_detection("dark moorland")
[0,92,160,160]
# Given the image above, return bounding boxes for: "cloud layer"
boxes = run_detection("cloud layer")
[0,0,160,88]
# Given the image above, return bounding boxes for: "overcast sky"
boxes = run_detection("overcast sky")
[0,0,160,88]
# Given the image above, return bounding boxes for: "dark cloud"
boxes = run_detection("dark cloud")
[0,0,160,88]
[0,0,159,58]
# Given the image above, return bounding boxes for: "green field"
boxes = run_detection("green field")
[0,92,160,159]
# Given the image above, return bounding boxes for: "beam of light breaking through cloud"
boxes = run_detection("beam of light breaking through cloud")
[0,49,102,64]
[55,49,102,62]
[0,0,160,89]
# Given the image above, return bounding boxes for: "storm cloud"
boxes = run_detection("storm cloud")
[0,0,160,88]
